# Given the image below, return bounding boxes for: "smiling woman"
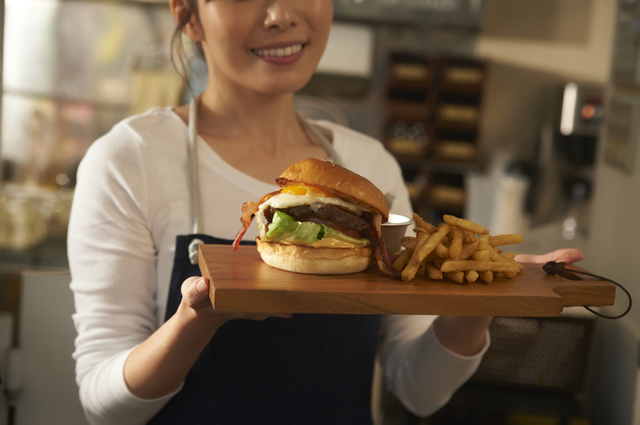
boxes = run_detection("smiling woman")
[172,0,332,98]
[66,0,553,424]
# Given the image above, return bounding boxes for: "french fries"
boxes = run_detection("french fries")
[396,214,524,283]
[401,224,451,282]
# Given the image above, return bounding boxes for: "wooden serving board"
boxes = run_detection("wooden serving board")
[198,245,616,317]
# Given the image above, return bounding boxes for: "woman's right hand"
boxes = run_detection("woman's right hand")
[124,277,291,400]
[180,276,292,322]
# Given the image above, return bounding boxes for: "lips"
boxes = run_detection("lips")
[253,44,303,58]
[251,43,306,64]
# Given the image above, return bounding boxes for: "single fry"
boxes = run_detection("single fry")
[465,270,479,283]
[401,224,452,282]
[479,271,493,283]
[458,239,480,260]
[401,237,418,250]
[487,247,502,262]
[414,227,429,234]
[478,235,491,252]
[393,248,414,271]
[435,243,450,259]
[440,260,520,274]
[449,227,464,258]
[506,258,526,270]
[443,215,489,235]
[501,252,516,260]
[444,271,465,284]
[423,250,441,264]
[500,252,525,269]
[502,271,518,279]
[464,231,478,243]
[413,213,438,233]
[489,234,524,247]
[427,264,443,280]
[471,250,491,262]
[492,250,525,270]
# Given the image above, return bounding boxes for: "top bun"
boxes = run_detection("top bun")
[276,158,389,222]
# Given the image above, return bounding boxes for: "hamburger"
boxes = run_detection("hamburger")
[232,158,396,275]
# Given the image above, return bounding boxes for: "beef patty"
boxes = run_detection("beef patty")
[264,204,371,235]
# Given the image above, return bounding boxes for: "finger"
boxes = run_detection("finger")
[181,276,212,311]
[514,248,584,264]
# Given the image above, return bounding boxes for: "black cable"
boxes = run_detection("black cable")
[543,261,632,319]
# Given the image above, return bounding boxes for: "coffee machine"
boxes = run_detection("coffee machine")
[530,82,604,238]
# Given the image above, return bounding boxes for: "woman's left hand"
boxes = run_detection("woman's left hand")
[514,248,584,264]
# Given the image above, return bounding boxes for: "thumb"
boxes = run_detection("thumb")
[515,248,584,264]
[181,276,212,310]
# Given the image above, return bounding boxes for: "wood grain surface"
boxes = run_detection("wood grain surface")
[199,245,616,317]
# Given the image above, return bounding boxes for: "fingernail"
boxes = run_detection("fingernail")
[195,278,208,294]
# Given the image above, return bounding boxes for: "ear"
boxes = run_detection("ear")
[170,0,205,42]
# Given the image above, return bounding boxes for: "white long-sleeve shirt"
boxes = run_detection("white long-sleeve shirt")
[68,107,488,424]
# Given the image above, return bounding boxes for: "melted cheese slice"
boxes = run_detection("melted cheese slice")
[310,237,364,248]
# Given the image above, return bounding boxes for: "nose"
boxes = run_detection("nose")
[264,0,297,30]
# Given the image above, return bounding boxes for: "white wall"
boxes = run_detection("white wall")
[475,0,617,154]
[476,0,616,84]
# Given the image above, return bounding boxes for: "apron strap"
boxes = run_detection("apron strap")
[188,95,204,236]
[298,116,345,167]
[187,96,205,265]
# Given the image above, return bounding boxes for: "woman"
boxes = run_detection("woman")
[68,1,583,424]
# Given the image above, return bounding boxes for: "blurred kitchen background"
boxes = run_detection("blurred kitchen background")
[0,0,639,424]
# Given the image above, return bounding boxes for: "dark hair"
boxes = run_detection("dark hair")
[170,0,203,90]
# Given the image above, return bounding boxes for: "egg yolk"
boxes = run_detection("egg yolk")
[281,185,335,198]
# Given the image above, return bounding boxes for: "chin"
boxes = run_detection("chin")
[255,76,313,96]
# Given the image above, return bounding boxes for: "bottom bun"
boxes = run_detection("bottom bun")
[256,238,372,275]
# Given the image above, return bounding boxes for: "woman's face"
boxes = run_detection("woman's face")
[192,0,334,96]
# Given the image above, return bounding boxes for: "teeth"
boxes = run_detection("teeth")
[255,44,302,58]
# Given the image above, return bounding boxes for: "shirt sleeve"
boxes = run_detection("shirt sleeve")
[379,315,489,417]
[68,123,176,424]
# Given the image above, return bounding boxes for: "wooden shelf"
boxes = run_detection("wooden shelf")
[383,54,487,219]
[386,100,431,123]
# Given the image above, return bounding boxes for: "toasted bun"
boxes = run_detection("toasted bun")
[256,238,372,274]
[276,158,389,222]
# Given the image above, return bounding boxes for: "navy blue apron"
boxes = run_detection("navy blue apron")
[148,97,381,424]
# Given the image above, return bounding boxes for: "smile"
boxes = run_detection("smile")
[252,44,304,58]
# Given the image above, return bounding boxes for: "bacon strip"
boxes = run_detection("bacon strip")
[232,189,283,251]
[371,214,400,278]
[232,201,259,251]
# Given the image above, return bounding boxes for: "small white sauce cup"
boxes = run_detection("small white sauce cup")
[381,213,413,254]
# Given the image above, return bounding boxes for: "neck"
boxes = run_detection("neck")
[196,72,307,157]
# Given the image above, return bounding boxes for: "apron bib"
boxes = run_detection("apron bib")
[148,97,380,424]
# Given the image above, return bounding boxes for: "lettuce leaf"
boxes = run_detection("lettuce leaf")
[265,211,369,247]
[265,211,299,240]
